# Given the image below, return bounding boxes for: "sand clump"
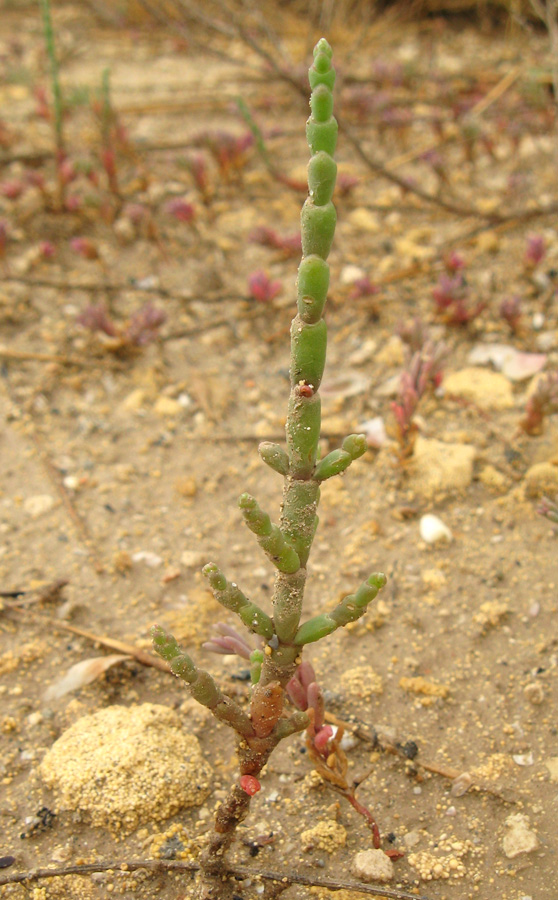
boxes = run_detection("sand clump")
[39,703,213,833]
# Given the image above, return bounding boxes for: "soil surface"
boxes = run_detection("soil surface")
[1,5,557,900]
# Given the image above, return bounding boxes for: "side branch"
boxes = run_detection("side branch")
[202,562,274,639]
[314,433,367,481]
[239,493,300,573]
[294,573,387,645]
[151,626,255,737]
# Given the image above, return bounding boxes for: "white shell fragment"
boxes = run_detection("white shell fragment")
[359,416,387,449]
[419,514,453,544]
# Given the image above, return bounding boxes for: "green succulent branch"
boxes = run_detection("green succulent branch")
[294,573,388,645]
[152,626,255,738]
[202,562,274,639]
[150,39,388,894]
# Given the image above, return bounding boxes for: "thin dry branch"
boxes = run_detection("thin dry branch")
[210,5,558,224]
[0,858,430,899]
[6,605,170,672]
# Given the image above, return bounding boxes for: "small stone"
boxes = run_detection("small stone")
[408,437,476,498]
[340,264,366,284]
[62,474,80,491]
[347,207,380,233]
[113,550,132,573]
[524,462,558,498]
[403,830,421,848]
[341,665,383,699]
[513,751,534,767]
[400,675,450,700]
[523,682,544,705]
[352,848,395,883]
[451,772,473,797]
[120,389,146,412]
[419,514,453,544]
[27,711,43,726]
[475,230,500,253]
[180,550,207,568]
[502,813,538,859]
[300,820,346,853]
[113,216,136,244]
[375,335,405,368]
[132,551,163,568]
[545,758,558,782]
[175,477,198,498]
[479,465,507,492]
[23,494,55,518]
[443,368,513,410]
[395,237,436,262]
[153,396,182,417]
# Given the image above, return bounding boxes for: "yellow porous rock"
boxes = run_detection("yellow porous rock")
[399,676,450,701]
[301,820,347,853]
[40,703,213,833]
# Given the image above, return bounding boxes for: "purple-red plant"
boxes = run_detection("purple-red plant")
[0,180,25,200]
[444,250,466,274]
[537,495,558,529]
[348,275,379,302]
[165,197,196,224]
[38,240,56,260]
[76,303,118,337]
[520,371,558,435]
[286,661,334,758]
[336,172,359,196]
[524,233,546,270]
[249,225,301,257]
[76,301,166,352]
[125,303,167,346]
[499,295,523,333]
[197,130,254,180]
[432,272,485,326]
[0,220,8,260]
[391,343,445,458]
[286,662,400,854]
[247,269,282,303]
[182,152,211,202]
[70,236,100,260]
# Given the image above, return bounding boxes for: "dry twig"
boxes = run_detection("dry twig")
[0,858,430,899]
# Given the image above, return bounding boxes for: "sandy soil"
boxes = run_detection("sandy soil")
[0,4,557,900]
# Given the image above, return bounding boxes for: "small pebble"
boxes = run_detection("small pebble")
[451,772,472,797]
[419,514,453,544]
[23,494,55,518]
[524,682,544,705]
[502,813,538,858]
[132,551,163,568]
[352,848,395,883]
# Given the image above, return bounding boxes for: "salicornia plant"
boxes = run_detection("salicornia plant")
[39,0,66,208]
[151,39,387,896]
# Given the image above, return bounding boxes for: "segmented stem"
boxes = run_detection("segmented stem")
[257,40,337,680]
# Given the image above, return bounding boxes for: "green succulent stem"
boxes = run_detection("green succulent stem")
[151,625,255,738]
[313,433,368,481]
[39,0,64,157]
[293,572,387,646]
[239,493,300,574]
[256,38,338,681]
[202,562,274,639]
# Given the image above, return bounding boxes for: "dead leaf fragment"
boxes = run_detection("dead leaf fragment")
[44,654,131,701]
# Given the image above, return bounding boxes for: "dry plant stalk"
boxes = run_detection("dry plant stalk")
[151,39,387,898]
